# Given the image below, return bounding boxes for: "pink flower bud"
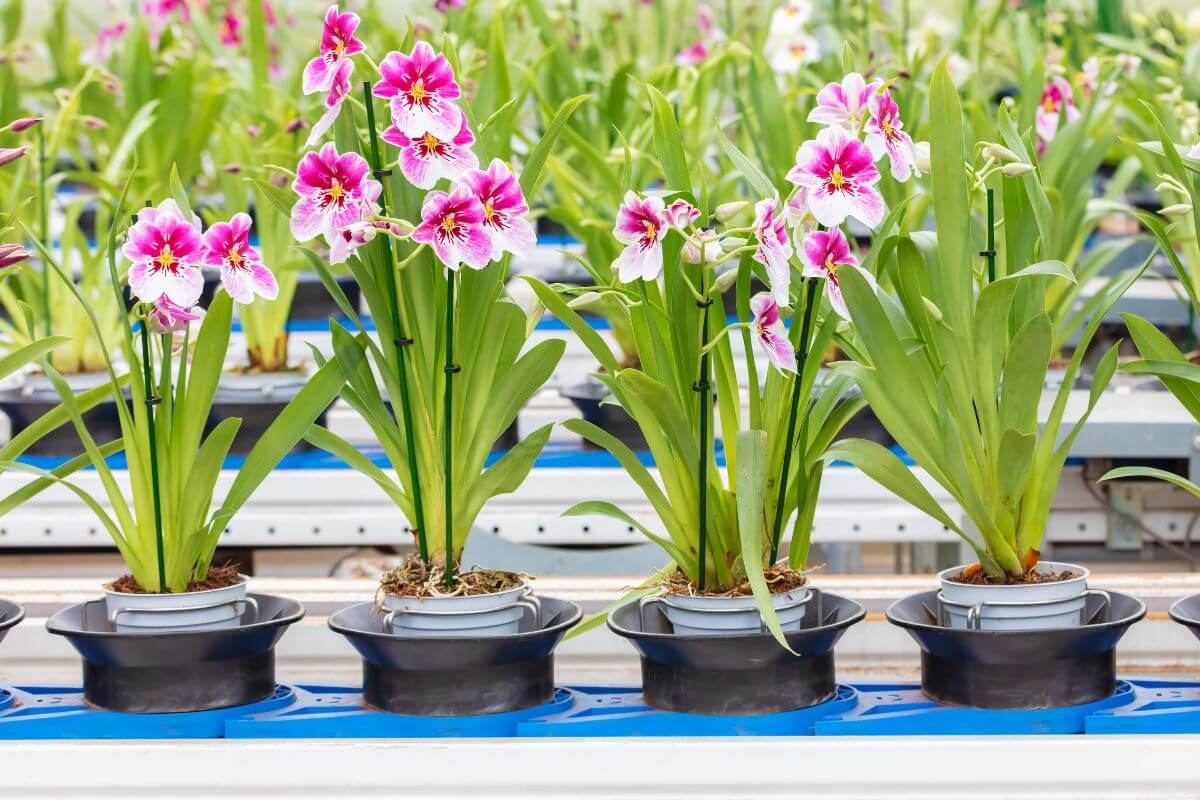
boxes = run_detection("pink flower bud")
[6,116,41,133]
[222,163,242,174]
[246,125,262,137]
[0,147,27,167]
[0,243,32,269]
[284,118,307,134]
[81,116,107,130]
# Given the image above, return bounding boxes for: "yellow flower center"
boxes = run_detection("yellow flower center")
[440,213,457,233]
[329,180,343,200]
[334,40,345,57]
[644,221,657,240]
[882,119,894,136]
[1042,96,1055,112]
[155,246,176,270]
[483,199,495,220]
[825,254,839,275]
[829,165,846,189]
[422,133,439,150]
[410,80,427,101]
[229,249,243,267]
[790,45,806,56]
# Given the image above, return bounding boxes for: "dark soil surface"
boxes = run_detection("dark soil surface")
[947,567,1080,586]
[375,556,526,603]
[660,565,810,597]
[107,562,243,594]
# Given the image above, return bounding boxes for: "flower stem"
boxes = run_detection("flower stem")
[443,270,458,588]
[695,269,712,591]
[37,126,49,339]
[770,278,819,562]
[139,312,167,593]
[362,82,429,563]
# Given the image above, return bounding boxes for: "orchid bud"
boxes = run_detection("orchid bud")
[223,163,242,174]
[713,201,748,222]
[719,236,747,252]
[4,116,40,133]
[983,142,1020,163]
[0,243,32,269]
[922,297,944,322]
[284,118,307,134]
[709,268,740,295]
[0,147,27,167]
[246,125,262,137]
[1160,203,1194,218]
[269,172,288,188]
[80,115,107,130]
[1001,163,1035,177]
[915,141,931,173]
[102,78,122,95]
[567,291,604,310]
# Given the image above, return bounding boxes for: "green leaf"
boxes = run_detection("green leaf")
[519,94,589,199]
[735,430,794,651]
[644,83,690,194]
[564,500,690,567]
[715,122,775,199]
[1100,466,1200,500]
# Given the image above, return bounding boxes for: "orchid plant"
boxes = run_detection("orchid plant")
[286,10,579,591]
[0,193,349,593]
[826,60,1144,581]
[529,64,927,641]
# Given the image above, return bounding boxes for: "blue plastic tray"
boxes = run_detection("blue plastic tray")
[1086,678,1200,734]
[814,681,1137,736]
[516,684,858,736]
[225,684,573,738]
[0,685,294,739]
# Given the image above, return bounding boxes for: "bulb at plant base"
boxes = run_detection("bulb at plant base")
[749,293,797,373]
[303,5,366,95]
[462,159,536,260]
[787,125,885,228]
[290,142,382,244]
[410,184,493,271]
[373,41,463,140]
[799,227,861,320]
[386,112,479,190]
[752,198,793,305]
[201,213,278,305]
[123,199,205,308]
[865,89,919,181]
[808,72,881,133]
[306,58,354,147]
[612,191,669,283]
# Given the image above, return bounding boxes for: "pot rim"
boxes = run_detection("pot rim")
[0,599,24,632]
[658,585,811,609]
[328,596,581,643]
[46,592,304,639]
[885,588,1146,636]
[1168,595,1200,628]
[608,587,865,642]
[937,560,1090,589]
[379,577,533,603]
[103,573,249,597]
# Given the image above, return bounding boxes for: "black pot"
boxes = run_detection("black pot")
[0,599,23,649]
[886,589,1146,710]
[0,373,123,457]
[329,596,580,717]
[561,379,647,452]
[1168,593,1200,643]
[608,589,865,715]
[45,593,303,713]
[208,372,325,456]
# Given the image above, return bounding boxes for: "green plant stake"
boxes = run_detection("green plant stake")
[361,82,429,563]
[984,187,996,284]
[770,278,819,560]
[443,271,458,588]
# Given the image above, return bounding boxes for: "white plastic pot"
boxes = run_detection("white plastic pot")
[104,576,255,633]
[656,587,812,636]
[380,583,540,638]
[937,561,1092,631]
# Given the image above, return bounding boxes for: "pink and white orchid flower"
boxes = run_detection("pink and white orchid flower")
[201,213,278,305]
[148,297,203,335]
[787,125,885,228]
[767,35,820,75]
[385,112,479,190]
[123,199,205,308]
[809,73,881,132]
[752,199,793,306]
[1035,77,1080,145]
[463,159,536,261]
[219,12,243,46]
[330,219,378,265]
[373,42,464,140]
[302,5,366,95]
[143,0,188,47]
[865,89,919,182]
[306,58,354,147]
[613,191,669,283]
[750,293,797,373]
[767,0,813,39]
[290,143,382,244]
[675,42,709,67]
[82,21,127,65]
[799,227,860,320]
[410,184,493,271]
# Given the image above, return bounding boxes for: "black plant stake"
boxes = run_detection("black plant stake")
[134,209,167,593]
[983,188,997,284]
[362,83,429,563]
[695,275,712,591]
[770,277,820,561]
[443,270,459,588]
